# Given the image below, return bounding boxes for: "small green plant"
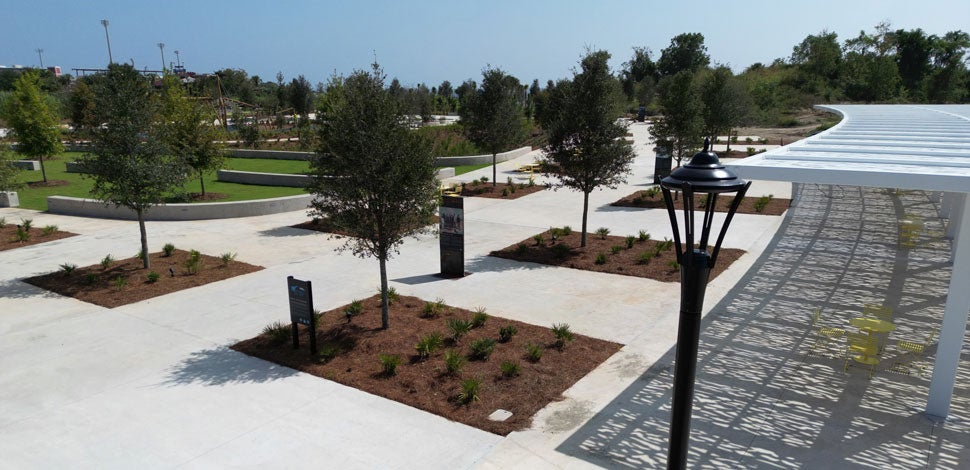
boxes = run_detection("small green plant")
[469,338,497,361]
[318,342,342,363]
[745,137,754,144]
[533,233,544,246]
[500,360,521,378]
[379,354,402,376]
[146,271,160,283]
[15,226,29,242]
[422,297,447,318]
[162,243,176,257]
[80,273,99,286]
[447,318,472,342]
[471,179,480,187]
[527,177,535,187]
[499,324,518,343]
[637,250,654,264]
[480,176,489,184]
[515,243,528,255]
[596,227,610,239]
[501,187,510,197]
[0,217,5,228]
[610,245,623,255]
[100,254,114,270]
[344,299,363,322]
[625,236,636,249]
[134,248,145,260]
[113,276,127,290]
[60,263,78,275]
[220,252,237,266]
[645,186,660,198]
[696,194,709,208]
[457,377,481,404]
[20,218,32,231]
[552,323,575,350]
[262,321,291,346]
[443,349,465,376]
[561,225,572,236]
[506,176,514,186]
[747,146,758,156]
[594,253,607,265]
[184,249,202,274]
[374,285,401,304]
[525,342,543,362]
[754,194,773,213]
[549,226,564,239]
[551,243,571,259]
[638,230,651,242]
[509,183,517,194]
[668,259,681,270]
[415,332,444,359]
[42,225,58,236]
[471,307,488,328]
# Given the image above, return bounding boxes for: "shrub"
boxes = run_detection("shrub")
[444,349,465,376]
[747,147,758,156]
[469,338,497,361]
[220,252,237,266]
[377,286,400,303]
[162,243,176,257]
[506,176,513,186]
[447,318,472,341]
[525,342,543,362]
[422,297,447,318]
[184,249,202,274]
[596,227,610,239]
[594,253,607,265]
[625,236,636,249]
[101,254,114,270]
[379,354,402,376]
[415,332,444,358]
[20,218,32,231]
[501,187,509,197]
[15,226,29,242]
[515,243,528,255]
[551,243,571,259]
[81,273,99,286]
[561,225,573,236]
[480,176,489,184]
[471,307,488,328]
[552,323,575,350]
[745,137,753,143]
[501,360,521,378]
[146,271,160,283]
[509,183,517,194]
[499,324,518,343]
[59,263,77,275]
[457,377,481,404]
[344,299,363,322]
[42,225,58,236]
[668,259,681,270]
[113,276,127,290]
[754,194,773,213]
[262,321,291,346]
[318,342,341,363]
[610,245,623,255]
[549,226,564,239]
[638,250,654,264]
[533,233,544,246]
[638,230,651,242]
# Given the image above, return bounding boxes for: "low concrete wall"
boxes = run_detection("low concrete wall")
[434,146,532,167]
[0,191,19,208]
[65,161,91,173]
[217,170,311,188]
[12,160,40,171]
[228,149,315,161]
[46,194,313,221]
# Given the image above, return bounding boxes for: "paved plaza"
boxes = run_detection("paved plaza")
[2,122,968,468]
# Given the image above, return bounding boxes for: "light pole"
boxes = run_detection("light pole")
[100,19,113,64]
[36,48,44,68]
[174,49,181,68]
[157,43,165,71]
[660,138,750,469]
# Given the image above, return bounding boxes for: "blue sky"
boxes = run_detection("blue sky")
[3,0,969,87]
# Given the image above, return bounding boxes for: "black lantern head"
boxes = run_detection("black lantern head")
[659,138,751,266]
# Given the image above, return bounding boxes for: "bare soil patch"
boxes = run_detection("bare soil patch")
[457,181,546,200]
[26,179,70,188]
[611,191,791,216]
[188,192,228,201]
[232,294,622,435]
[24,249,263,308]
[0,224,77,252]
[491,229,744,283]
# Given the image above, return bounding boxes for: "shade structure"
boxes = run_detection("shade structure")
[728,104,970,419]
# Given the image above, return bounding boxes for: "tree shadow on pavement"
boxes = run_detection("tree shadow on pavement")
[161,346,299,386]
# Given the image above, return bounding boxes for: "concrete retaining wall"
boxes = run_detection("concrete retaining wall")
[46,194,313,221]
[217,170,311,188]
[65,161,91,173]
[433,146,532,167]
[0,191,19,208]
[12,160,40,171]
[228,149,315,161]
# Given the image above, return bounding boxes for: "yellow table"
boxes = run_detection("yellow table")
[850,317,895,353]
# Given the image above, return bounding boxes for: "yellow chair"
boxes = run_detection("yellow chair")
[892,331,936,377]
[844,332,879,379]
[810,307,845,356]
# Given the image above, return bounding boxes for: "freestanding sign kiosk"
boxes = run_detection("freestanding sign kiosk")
[287,275,317,355]
[439,195,465,277]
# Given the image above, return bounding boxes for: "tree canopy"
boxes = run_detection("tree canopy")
[158,73,226,197]
[459,67,524,186]
[2,70,63,183]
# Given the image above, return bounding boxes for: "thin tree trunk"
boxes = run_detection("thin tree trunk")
[379,257,389,330]
[39,157,48,183]
[726,129,732,152]
[581,191,589,247]
[199,170,206,197]
[492,153,497,187]
[137,209,150,269]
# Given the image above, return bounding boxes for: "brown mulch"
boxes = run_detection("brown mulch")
[0,224,78,252]
[292,215,440,237]
[26,179,70,188]
[24,249,263,308]
[611,191,791,216]
[231,294,622,435]
[188,192,229,201]
[457,181,546,199]
[490,229,744,283]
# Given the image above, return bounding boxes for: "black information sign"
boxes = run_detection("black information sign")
[439,195,465,277]
[286,276,317,355]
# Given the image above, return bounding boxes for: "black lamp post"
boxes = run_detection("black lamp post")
[660,138,750,469]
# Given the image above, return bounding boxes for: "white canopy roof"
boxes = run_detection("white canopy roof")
[729,104,970,193]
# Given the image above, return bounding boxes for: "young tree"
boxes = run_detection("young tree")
[0,144,24,192]
[2,70,63,183]
[307,64,438,330]
[657,33,710,78]
[543,50,635,247]
[622,46,659,106]
[700,66,749,148]
[81,64,187,269]
[158,74,225,197]
[460,67,524,187]
[651,70,704,167]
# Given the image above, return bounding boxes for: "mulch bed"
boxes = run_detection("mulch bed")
[188,192,228,201]
[457,181,546,199]
[232,294,621,435]
[611,191,791,216]
[24,249,263,308]
[490,229,744,283]
[0,224,78,252]
[26,179,70,188]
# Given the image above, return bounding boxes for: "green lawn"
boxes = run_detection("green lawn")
[15,153,306,211]
[452,163,491,175]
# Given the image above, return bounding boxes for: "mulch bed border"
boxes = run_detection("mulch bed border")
[611,191,791,216]
[0,225,78,252]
